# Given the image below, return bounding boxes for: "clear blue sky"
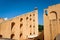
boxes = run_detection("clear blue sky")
[0,0,60,25]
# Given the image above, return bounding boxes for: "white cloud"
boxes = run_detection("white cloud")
[4,17,8,20]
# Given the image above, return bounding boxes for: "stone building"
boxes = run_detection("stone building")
[0,8,38,40]
[44,4,60,40]
[0,18,5,23]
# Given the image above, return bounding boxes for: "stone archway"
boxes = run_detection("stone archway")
[50,11,58,40]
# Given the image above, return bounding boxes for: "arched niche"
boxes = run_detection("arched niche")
[11,34,15,39]
[49,11,57,20]
[11,22,15,30]
[0,35,2,38]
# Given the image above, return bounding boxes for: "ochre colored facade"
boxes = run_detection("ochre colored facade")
[44,4,60,40]
[0,18,5,23]
[0,9,38,40]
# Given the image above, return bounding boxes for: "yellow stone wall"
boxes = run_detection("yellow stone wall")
[0,18,5,23]
[44,4,60,40]
[0,9,38,40]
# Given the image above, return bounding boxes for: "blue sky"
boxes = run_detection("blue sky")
[0,0,60,25]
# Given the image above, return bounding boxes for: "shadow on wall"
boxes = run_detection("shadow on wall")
[54,34,60,40]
